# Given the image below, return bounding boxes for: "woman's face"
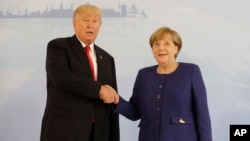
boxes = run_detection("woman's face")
[152,35,178,65]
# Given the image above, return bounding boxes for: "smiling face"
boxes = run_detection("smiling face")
[73,4,102,45]
[149,26,182,66]
[152,35,178,65]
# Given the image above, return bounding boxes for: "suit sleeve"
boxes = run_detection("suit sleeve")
[192,65,213,141]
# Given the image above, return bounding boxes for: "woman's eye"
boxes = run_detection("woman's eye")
[154,43,160,46]
[164,42,169,46]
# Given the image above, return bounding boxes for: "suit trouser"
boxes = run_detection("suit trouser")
[89,123,95,141]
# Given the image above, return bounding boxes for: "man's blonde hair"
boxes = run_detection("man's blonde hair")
[73,4,102,24]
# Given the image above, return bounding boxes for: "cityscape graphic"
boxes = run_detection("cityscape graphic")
[0,2,147,18]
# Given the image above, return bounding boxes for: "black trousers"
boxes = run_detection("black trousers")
[89,123,95,141]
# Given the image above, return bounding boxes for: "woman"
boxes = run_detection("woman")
[114,26,212,141]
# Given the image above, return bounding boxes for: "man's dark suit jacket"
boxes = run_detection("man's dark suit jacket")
[40,35,120,141]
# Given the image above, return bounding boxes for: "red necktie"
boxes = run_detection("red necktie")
[85,45,95,80]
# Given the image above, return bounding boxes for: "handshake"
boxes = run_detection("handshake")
[99,85,119,104]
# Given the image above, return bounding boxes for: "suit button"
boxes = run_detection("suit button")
[159,85,163,88]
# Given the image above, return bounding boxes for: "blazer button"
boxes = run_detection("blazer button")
[157,95,161,99]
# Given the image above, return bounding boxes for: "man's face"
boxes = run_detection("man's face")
[73,13,101,45]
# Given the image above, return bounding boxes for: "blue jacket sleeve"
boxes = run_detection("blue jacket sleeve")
[192,65,213,141]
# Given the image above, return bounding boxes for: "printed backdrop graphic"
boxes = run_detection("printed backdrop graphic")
[0,0,250,141]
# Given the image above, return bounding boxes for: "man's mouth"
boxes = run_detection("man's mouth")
[87,31,93,34]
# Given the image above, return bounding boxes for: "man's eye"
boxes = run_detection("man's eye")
[93,20,99,23]
[83,19,88,22]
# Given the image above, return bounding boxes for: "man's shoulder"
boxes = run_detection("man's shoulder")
[49,36,74,43]
[47,36,79,48]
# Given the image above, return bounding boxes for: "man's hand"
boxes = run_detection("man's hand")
[99,85,119,104]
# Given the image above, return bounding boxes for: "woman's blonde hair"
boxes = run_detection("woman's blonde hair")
[149,26,182,58]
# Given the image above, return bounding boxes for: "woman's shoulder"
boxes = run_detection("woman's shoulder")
[177,62,201,74]
[139,65,157,72]
[179,62,199,68]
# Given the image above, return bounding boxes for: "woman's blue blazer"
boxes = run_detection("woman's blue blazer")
[115,63,212,141]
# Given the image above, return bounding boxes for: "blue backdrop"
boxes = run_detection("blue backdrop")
[0,0,250,140]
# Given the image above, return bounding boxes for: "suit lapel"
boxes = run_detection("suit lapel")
[94,45,105,81]
[70,35,92,75]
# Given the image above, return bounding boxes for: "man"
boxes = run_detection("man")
[40,4,120,141]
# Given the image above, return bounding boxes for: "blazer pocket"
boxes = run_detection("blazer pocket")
[171,116,193,125]
[138,120,149,127]
[51,108,72,117]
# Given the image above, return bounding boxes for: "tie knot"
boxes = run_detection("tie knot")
[85,45,90,51]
